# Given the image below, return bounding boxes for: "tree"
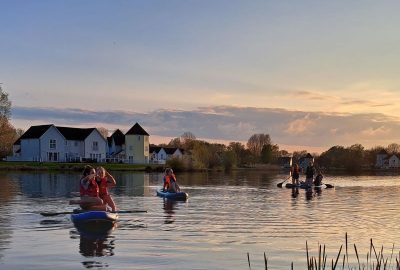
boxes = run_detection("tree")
[0,118,18,158]
[260,144,279,164]
[96,127,109,139]
[386,143,400,155]
[180,132,196,150]
[246,133,271,157]
[0,86,17,159]
[0,85,11,120]
[228,142,247,166]
[168,137,182,148]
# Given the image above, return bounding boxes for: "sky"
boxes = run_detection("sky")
[1,0,400,153]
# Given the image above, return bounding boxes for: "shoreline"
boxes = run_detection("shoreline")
[0,161,399,175]
[0,161,282,173]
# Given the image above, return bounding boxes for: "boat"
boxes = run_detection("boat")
[284,183,334,189]
[156,189,189,201]
[71,209,118,233]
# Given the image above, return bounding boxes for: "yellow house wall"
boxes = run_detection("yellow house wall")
[125,134,149,163]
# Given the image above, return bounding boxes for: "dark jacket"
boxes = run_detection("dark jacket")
[305,165,315,178]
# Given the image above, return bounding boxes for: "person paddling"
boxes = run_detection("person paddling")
[291,163,300,186]
[314,170,323,186]
[163,168,181,193]
[305,161,316,187]
[96,166,117,212]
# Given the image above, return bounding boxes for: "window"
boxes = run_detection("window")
[129,145,133,150]
[138,136,140,141]
[74,141,78,147]
[92,141,98,151]
[47,152,58,161]
[49,139,56,149]
[145,146,148,152]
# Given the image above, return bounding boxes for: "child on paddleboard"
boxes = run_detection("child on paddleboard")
[77,165,107,211]
[163,168,181,193]
[96,166,117,212]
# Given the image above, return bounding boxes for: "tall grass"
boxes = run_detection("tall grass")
[247,233,400,270]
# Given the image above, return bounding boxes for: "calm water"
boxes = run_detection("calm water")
[0,170,400,269]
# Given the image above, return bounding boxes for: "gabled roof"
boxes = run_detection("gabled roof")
[18,124,53,140]
[110,129,125,146]
[150,146,162,153]
[126,123,149,136]
[164,147,179,155]
[56,126,96,140]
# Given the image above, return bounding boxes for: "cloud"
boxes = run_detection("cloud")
[285,114,316,135]
[11,105,400,150]
[287,90,338,101]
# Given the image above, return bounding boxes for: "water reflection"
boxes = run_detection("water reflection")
[289,186,324,200]
[9,172,79,197]
[111,172,149,196]
[0,173,19,260]
[70,223,116,269]
[162,199,177,224]
[8,171,150,198]
[291,187,299,198]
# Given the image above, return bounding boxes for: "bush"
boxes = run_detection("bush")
[166,157,185,172]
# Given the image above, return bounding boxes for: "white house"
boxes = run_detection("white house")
[299,153,314,171]
[375,149,388,168]
[107,129,126,162]
[164,147,184,159]
[149,146,167,164]
[149,146,184,164]
[278,156,293,169]
[387,155,400,168]
[9,124,107,162]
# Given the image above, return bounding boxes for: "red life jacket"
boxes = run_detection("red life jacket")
[80,177,99,197]
[164,174,177,190]
[97,177,109,197]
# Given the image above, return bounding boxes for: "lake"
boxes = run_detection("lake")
[0,170,399,270]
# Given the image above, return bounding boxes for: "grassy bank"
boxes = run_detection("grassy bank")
[0,161,165,172]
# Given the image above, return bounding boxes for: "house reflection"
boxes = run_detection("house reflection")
[112,172,150,196]
[9,172,79,197]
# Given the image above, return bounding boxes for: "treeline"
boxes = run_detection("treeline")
[161,132,291,171]
[316,143,399,172]
[0,86,24,159]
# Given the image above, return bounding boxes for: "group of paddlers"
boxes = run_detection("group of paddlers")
[290,161,323,187]
[70,165,118,211]
[72,166,181,212]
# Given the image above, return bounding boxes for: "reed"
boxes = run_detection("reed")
[247,234,400,270]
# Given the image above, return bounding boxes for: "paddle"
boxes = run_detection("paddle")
[277,175,291,188]
[40,209,147,217]
[324,183,334,189]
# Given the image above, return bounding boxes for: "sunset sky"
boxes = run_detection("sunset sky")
[2,1,400,152]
